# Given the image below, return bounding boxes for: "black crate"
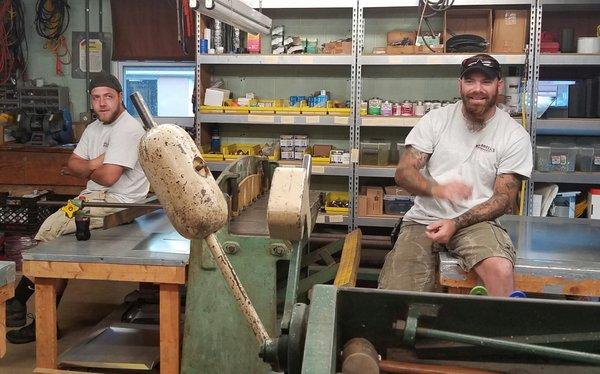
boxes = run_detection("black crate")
[0,191,65,235]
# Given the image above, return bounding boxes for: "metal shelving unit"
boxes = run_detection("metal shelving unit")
[532,172,600,185]
[198,114,350,126]
[527,0,600,214]
[198,54,352,65]
[195,0,600,230]
[355,216,401,228]
[360,54,527,66]
[536,119,600,136]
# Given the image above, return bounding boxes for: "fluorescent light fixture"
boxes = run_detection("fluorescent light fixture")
[190,0,272,35]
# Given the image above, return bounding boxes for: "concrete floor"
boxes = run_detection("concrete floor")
[0,277,138,373]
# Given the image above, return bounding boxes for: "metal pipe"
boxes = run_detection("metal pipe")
[204,234,270,345]
[130,92,158,130]
[379,360,497,374]
[98,0,103,33]
[414,325,600,366]
[38,201,161,209]
[85,0,91,111]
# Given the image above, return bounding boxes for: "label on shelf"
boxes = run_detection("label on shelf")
[328,215,344,223]
[316,214,325,224]
[334,116,348,125]
[248,115,274,123]
[312,166,325,174]
[281,116,295,124]
[306,116,320,124]
[351,148,359,163]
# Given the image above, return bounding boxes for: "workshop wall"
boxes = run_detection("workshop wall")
[22,0,112,118]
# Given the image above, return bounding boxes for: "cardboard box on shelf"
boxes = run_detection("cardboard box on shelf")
[491,10,528,53]
[387,30,416,46]
[72,122,88,142]
[323,41,352,55]
[444,9,492,53]
[204,88,231,106]
[358,195,368,216]
[313,144,332,158]
[366,186,384,216]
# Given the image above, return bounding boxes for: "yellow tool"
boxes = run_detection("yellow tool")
[61,199,82,218]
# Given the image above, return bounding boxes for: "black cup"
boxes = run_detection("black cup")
[75,216,91,241]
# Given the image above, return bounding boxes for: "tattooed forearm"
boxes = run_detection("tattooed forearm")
[453,173,521,230]
[395,146,437,196]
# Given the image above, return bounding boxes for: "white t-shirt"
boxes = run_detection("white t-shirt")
[74,111,150,203]
[403,102,533,225]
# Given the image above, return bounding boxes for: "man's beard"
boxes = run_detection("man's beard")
[461,90,497,132]
[98,107,121,124]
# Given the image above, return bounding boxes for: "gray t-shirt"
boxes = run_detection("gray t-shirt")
[74,111,150,203]
[403,102,533,225]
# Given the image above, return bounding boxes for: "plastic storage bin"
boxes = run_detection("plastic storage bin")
[593,145,600,172]
[360,141,391,166]
[535,146,551,172]
[548,143,577,172]
[324,192,349,215]
[394,142,406,163]
[383,186,414,215]
[576,147,594,172]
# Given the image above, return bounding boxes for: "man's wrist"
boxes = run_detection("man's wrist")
[451,217,463,230]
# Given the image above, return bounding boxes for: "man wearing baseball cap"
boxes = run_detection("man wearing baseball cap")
[6,72,150,343]
[380,53,532,297]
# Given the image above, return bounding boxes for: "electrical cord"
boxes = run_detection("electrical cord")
[0,0,28,84]
[416,0,452,53]
[35,0,71,75]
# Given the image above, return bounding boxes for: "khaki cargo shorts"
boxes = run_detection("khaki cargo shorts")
[378,220,516,292]
[34,191,124,242]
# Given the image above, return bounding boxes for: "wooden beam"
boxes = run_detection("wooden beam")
[35,278,60,370]
[440,272,600,297]
[334,229,363,288]
[160,283,181,374]
[102,195,160,229]
[0,283,14,358]
[34,369,103,374]
[23,261,186,285]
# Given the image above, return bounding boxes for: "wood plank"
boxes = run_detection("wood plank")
[334,229,363,288]
[34,368,103,374]
[0,150,85,186]
[440,272,600,297]
[237,174,261,212]
[0,283,14,358]
[102,195,160,229]
[23,261,186,284]
[35,278,60,369]
[160,283,181,374]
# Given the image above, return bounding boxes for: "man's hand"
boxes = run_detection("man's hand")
[89,154,105,171]
[425,219,458,244]
[432,181,473,203]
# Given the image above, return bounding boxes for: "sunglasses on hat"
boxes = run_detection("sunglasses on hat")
[461,55,501,71]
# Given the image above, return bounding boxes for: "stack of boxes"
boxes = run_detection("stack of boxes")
[280,135,309,160]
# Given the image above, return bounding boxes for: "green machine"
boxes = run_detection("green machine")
[181,156,350,373]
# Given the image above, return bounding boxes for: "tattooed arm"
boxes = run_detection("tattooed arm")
[394,145,435,196]
[453,173,521,230]
[425,173,521,243]
[395,146,472,201]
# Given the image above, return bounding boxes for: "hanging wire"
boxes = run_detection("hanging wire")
[35,0,71,74]
[0,0,28,84]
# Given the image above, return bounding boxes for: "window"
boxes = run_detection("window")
[114,61,195,127]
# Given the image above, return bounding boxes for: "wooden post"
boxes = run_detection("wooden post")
[0,282,15,358]
[160,283,181,374]
[35,278,60,369]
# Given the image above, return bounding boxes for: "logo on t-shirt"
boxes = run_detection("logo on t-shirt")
[103,141,109,148]
[476,144,495,153]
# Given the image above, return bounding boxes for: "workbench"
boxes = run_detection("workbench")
[0,144,85,196]
[0,261,15,358]
[439,215,600,296]
[21,210,189,374]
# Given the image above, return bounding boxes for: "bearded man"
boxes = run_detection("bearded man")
[6,72,150,343]
[379,54,532,297]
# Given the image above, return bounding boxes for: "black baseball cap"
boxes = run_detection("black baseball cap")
[89,72,123,93]
[460,54,502,80]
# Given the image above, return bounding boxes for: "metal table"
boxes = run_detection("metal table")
[439,215,600,296]
[21,210,189,374]
[0,261,15,358]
